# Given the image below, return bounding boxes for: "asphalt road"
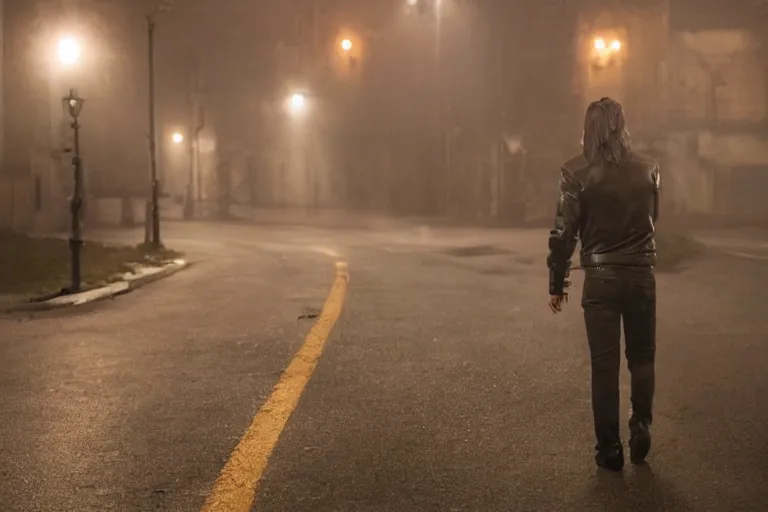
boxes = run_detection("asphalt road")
[1,221,767,512]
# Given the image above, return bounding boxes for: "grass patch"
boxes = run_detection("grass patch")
[0,231,182,296]
[655,230,706,271]
[443,244,512,258]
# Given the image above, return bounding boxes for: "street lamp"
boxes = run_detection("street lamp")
[594,37,622,51]
[57,36,81,66]
[291,93,305,108]
[284,92,317,206]
[63,88,85,293]
[184,107,206,220]
[172,132,184,144]
[594,38,606,50]
[287,93,307,117]
[406,0,441,13]
[337,36,360,70]
[591,36,623,67]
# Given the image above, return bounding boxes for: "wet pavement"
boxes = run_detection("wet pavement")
[1,221,767,511]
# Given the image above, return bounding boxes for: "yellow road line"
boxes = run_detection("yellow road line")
[201,261,350,512]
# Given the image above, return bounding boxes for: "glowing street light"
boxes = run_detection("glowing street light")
[291,93,305,108]
[288,93,307,116]
[591,36,623,67]
[406,0,444,10]
[594,38,606,50]
[57,36,81,66]
[341,39,353,52]
[172,132,184,144]
[593,37,622,53]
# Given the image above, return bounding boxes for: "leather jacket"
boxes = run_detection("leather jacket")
[547,151,661,295]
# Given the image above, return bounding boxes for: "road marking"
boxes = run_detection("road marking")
[200,262,350,512]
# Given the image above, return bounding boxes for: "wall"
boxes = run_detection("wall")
[572,1,768,219]
[1,0,169,232]
[574,0,670,137]
[0,0,4,170]
[0,174,33,231]
[669,30,766,124]
[667,29,768,215]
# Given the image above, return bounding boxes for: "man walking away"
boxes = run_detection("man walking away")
[546,97,661,472]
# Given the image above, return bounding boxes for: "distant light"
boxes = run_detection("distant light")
[287,93,307,116]
[172,132,184,144]
[341,39,352,52]
[406,0,417,5]
[57,37,81,65]
[593,38,606,50]
[291,93,305,109]
[610,40,621,51]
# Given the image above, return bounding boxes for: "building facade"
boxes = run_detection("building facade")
[0,0,222,231]
[574,0,768,220]
[3,0,766,229]
[665,0,768,218]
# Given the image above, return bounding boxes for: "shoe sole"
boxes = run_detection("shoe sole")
[630,433,651,464]
[597,459,624,472]
[596,448,625,472]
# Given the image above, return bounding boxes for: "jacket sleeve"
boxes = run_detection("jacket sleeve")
[652,163,661,223]
[547,168,582,296]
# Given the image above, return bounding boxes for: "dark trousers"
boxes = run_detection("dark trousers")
[581,267,656,446]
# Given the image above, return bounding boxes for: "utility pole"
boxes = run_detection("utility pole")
[311,0,319,210]
[144,0,173,248]
[433,2,447,215]
[493,13,507,221]
[185,104,205,219]
[184,51,205,220]
[145,14,160,247]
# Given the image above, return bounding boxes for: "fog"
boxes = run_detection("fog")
[2,0,767,230]
[3,3,768,510]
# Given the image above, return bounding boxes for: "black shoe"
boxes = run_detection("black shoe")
[629,420,651,465]
[595,441,624,471]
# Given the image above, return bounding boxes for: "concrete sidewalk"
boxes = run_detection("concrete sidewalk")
[2,260,189,313]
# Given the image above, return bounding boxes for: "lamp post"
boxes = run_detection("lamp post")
[57,37,81,66]
[146,13,161,248]
[288,92,307,117]
[285,92,317,207]
[183,105,206,220]
[590,36,623,68]
[170,130,199,221]
[405,0,447,214]
[53,35,82,230]
[145,0,173,249]
[64,89,85,293]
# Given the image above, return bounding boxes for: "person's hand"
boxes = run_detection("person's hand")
[549,293,568,313]
[549,271,572,313]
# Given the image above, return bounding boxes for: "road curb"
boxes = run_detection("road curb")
[3,260,189,314]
